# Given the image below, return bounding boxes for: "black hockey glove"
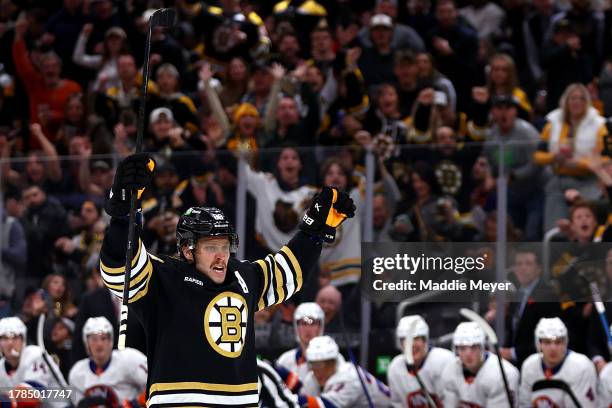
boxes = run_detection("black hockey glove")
[104,153,155,217]
[299,186,356,243]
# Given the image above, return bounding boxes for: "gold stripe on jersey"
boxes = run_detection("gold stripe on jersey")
[272,255,286,304]
[256,246,306,310]
[100,239,154,303]
[255,259,270,311]
[279,246,302,292]
[100,239,143,274]
[150,381,258,393]
[330,268,360,279]
[323,257,361,269]
[102,260,152,291]
[129,268,153,303]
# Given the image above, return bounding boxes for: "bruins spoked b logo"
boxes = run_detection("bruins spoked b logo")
[204,292,248,358]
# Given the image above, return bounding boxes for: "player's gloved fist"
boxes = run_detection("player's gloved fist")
[104,153,155,217]
[299,186,356,243]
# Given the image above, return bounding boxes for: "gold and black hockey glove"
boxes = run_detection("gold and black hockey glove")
[104,153,156,217]
[299,186,356,243]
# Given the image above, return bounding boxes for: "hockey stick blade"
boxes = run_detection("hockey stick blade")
[459,307,498,345]
[150,8,176,28]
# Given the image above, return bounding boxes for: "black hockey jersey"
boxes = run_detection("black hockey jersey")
[99,218,321,407]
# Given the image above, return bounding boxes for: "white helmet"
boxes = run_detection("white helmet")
[0,317,27,339]
[535,318,567,350]
[82,317,114,348]
[294,302,325,344]
[396,315,429,350]
[306,335,339,363]
[453,322,485,348]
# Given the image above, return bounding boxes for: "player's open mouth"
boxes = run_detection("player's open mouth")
[212,265,224,274]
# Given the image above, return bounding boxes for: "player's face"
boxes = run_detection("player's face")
[193,237,231,284]
[411,337,428,364]
[87,333,112,365]
[311,360,337,387]
[296,319,322,348]
[0,335,24,361]
[540,338,567,367]
[457,345,482,373]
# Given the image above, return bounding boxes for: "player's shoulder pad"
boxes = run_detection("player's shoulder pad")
[23,345,44,358]
[520,352,542,372]
[68,357,90,380]
[387,354,406,373]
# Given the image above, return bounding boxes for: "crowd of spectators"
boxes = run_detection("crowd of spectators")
[4,0,612,376]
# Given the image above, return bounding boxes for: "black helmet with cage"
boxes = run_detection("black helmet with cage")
[176,207,238,258]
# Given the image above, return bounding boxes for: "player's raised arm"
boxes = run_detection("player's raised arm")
[99,153,157,304]
[254,186,356,311]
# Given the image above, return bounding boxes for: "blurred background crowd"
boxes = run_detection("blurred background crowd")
[5,0,612,379]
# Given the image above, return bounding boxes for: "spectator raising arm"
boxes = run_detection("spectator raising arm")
[29,123,62,183]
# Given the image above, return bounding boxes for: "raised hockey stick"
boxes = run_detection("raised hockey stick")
[36,314,68,388]
[459,308,513,407]
[118,7,176,351]
[588,282,612,356]
[404,318,437,408]
[532,379,582,408]
[338,309,375,408]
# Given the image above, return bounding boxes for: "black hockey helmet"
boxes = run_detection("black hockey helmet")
[176,207,238,257]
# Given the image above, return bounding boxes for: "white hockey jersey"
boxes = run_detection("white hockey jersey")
[302,361,391,407]
[320,187,363,286]
[68,348,148,406]
[387,347,455,408]
[0,345,62,389]
[276,347,310,382]
[246,166,316,252]
[600,362,612,408]
[520,351,597,408]
[441,352,519,408]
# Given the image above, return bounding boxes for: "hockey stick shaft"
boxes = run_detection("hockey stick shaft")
[404,320,436,407]
[119,8,176,350]
[338,310,375,408]
[589,282,612,353]
[532,379,582,408]
[36,314,68,388]
[460,308,513,407]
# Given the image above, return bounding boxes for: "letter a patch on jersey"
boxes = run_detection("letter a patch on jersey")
[204,292,248,358]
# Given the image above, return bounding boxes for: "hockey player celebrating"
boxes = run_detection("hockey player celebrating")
[69,317,148,407]
[520,317,598,408]
[441,321,519,407]
[0,317,64,403]
[300,335,391,407]
[277,302,327,382]
[98,153,355,407]
[387,315,454,407]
